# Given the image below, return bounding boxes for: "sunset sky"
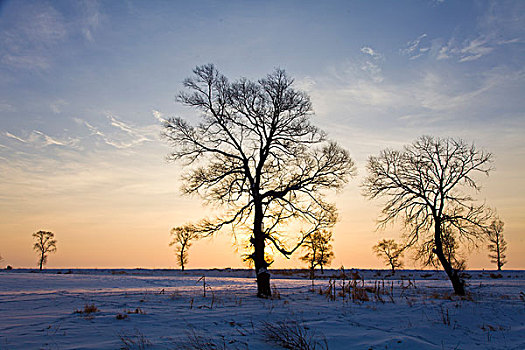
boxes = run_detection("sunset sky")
[1,0,524,270]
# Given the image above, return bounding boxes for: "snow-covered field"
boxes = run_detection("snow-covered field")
[1,269,524,349]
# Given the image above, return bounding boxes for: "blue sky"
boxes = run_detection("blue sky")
[1,0,524,269]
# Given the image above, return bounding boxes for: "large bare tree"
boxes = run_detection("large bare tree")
[362,136,493,295]
[32,230,57,271]
[163,64,355,297]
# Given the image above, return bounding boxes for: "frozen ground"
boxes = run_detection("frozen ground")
[0,269,524,349]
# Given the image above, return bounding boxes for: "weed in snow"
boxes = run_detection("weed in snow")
[176,329,248,350]
[118,328,151,350]
[262,319,328,350]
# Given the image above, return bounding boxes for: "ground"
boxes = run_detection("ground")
[0,268,524,349]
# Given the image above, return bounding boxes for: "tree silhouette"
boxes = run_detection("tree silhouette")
[414,224,467,271]
[32,231,57,270]
[372,239,404,274]
[163,64,355,297]
[169,224,200,271]
[362,136,493,295]
[300,229,334,278]
[487,218,507,271]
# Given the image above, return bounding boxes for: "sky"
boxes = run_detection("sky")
[0,0,524,270]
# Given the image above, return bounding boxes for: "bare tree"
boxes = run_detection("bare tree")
[169,224,200,271]
[362,136,493,295]
[32,231,57,270]
[163,64,355,297]
[487,218,507,270]
[372,239,404,274]
[300,229,335,278]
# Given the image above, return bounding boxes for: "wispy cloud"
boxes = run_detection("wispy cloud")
[360,46,384,83]
[417,2,525,65]
[32,130,67,146]
[401,34,430,60]
[108,115,136,135]
[458,38,494,62]
[312,60,524,132]
[152,110,167,123]
[437,36,494,63]
[74,114,157,150]
[74,117,104,137]
[106,115,154,148]
[360,46,383,60]
[50,99,68,114]
[0,2,67,70]
[0,1,105,71]
[0,102,16,112]
[1,54,50,70]
[5,131,26,143]
[3,130,76,147]
[78,0,103,42]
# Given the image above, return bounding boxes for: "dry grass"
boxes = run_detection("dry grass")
[349,279,369,302]
[175,329,236,350]
[429,292,473,301]
[74,303,99,314]
[262,319,328,350]
[319,279,337,301]
[271,284,281,300]
[126,308,146,315]
[118,329,151,350]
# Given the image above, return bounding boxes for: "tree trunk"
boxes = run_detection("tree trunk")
[309,260,315,280]
[434,219,465,295]
[496,240,501,271]
[253,202,271,298]
[39,252,44,271]
[180,246,185,271]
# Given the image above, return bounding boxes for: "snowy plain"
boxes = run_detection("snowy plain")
[0,268,524,349]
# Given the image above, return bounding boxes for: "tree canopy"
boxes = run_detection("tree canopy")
[363,136,493,295]
[163,64,355,297]
[487,218,507,270]
[32,230,57,271]
[170,224,200,271]
[372,239,404,274]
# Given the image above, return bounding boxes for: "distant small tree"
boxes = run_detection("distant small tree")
[373,239,404,274]
[441,227,467,271]
[414,224,467,271]
[169,225,200,271]
[487,218,507,270]
[32,231,57,270]
[300,229,334,277]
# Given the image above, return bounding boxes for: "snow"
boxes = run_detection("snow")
[0,269,524,349]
